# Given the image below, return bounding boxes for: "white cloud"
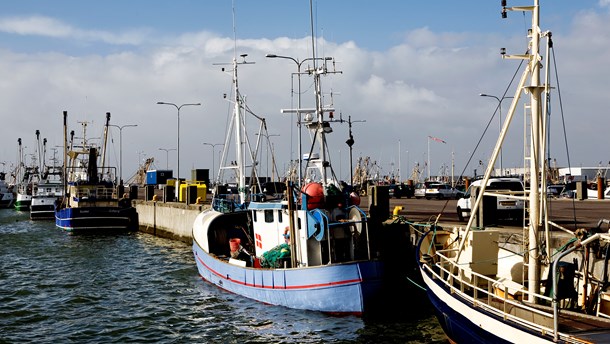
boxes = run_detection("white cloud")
[1,8,610,183]
[0,15,150,45]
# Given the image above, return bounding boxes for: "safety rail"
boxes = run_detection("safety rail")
[424,250,581,343]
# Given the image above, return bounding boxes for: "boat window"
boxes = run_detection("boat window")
[252,210,257,222]
[264,210,274,223]
[277,210,282,223]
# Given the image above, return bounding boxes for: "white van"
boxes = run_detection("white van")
[456,177,525,223]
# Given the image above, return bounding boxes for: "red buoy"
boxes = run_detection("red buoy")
[302,182,325,210]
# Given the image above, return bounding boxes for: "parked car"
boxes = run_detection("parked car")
[389,183,414,199]
[414,182,429,199]
[456,177,524,222]
[425,183,462,199]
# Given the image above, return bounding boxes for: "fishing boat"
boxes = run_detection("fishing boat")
[0,171,14,208]
[13,138,38,211]
[415,1,610,342]
[192,24,383,314]
[55,111,138,232]
[30,129,64,220]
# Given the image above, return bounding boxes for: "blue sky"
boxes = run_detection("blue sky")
[1,1,609,183]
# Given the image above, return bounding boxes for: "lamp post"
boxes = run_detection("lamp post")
[203,142,224,186]
[157,101,201,201]
[109,123,138,184]
[158,148,176,170]
[479,93,514,173]
[265,54,332,185]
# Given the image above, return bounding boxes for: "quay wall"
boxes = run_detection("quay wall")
[133,200,209,244]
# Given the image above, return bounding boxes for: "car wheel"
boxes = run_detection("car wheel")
[437,195,443,200]
[457,207,464,222]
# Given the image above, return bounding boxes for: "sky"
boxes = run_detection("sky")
[1,0,609,185]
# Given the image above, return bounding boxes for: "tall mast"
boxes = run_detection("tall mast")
[100,112,111,175]
[233,57,246,204]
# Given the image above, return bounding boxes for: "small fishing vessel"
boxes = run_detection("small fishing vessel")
[192,11,383,314]
[415,1,610,342]
[30,130,64,220]
[0,172,14,208]
[13,138,37,211]
[55,111,137,232]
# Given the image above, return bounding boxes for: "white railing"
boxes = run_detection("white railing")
[423,250,582,343]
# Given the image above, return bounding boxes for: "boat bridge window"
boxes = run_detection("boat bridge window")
[264,210,274,223]
[277,210,282,223]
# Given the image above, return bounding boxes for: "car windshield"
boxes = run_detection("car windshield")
[488,181,523,191]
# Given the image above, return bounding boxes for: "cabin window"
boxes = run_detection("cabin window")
[252,210,258,222]
[277,210,282,223]
[264,210,274,223]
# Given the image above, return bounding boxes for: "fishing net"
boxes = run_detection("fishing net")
[259,243,291,268]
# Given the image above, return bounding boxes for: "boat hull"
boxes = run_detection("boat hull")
[55,206,138,233]
[0,195,14,208]
[31,196,61,220]
[14,194,31,211]
[193,239,383,315]
[419,264,550,344]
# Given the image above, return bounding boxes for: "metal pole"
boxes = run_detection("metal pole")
[265,54,331,186]
[479,94,514,174]
[109,124,137,184]
[158,148,176,170]
[157,102,201,201]
[203,143,224,186]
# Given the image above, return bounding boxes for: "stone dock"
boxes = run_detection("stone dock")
[133,199,209,244]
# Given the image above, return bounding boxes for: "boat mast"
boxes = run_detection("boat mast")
[233,57,246,204]
[502,0,550,301]
[100,112,111,177]
[35,130,42,180]
[62,111,67,196]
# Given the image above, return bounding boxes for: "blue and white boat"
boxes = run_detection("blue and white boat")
[416,1,610,342]
[55,111,137,233]
[192,34,383,314]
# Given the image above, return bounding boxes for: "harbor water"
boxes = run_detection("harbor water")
[0,209,447,343]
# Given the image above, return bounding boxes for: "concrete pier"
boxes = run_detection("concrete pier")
[133,199,209,243]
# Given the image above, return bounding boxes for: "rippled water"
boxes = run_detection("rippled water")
[0,208,447,343]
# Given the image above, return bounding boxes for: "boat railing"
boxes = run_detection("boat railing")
[425,251,570,342]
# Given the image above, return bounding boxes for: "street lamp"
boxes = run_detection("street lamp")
[157,101,201,201]
[109,123,138,184]
[203,142,224,186]
[265,53,332,185]
[158,147,176,170]
[479,93,514,174]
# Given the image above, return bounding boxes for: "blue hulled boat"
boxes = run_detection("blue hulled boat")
[55,111,137,233]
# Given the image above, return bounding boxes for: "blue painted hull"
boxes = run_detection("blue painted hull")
[193,241,383,315]
[55,206,138,233]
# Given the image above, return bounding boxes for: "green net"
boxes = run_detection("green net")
[259,243,291,268]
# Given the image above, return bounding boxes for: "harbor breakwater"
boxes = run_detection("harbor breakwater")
[133,199,207,243]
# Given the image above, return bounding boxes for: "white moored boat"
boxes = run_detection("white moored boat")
[415,1,610,342]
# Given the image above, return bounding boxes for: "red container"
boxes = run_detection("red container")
[229,238,241,253]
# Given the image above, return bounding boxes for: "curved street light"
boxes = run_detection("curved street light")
[203,142,224,186]
[479,93,514,173]
[265,54,332,185]
[158,147,176,170]
[157,101,201,201]
[109,123,138,184]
